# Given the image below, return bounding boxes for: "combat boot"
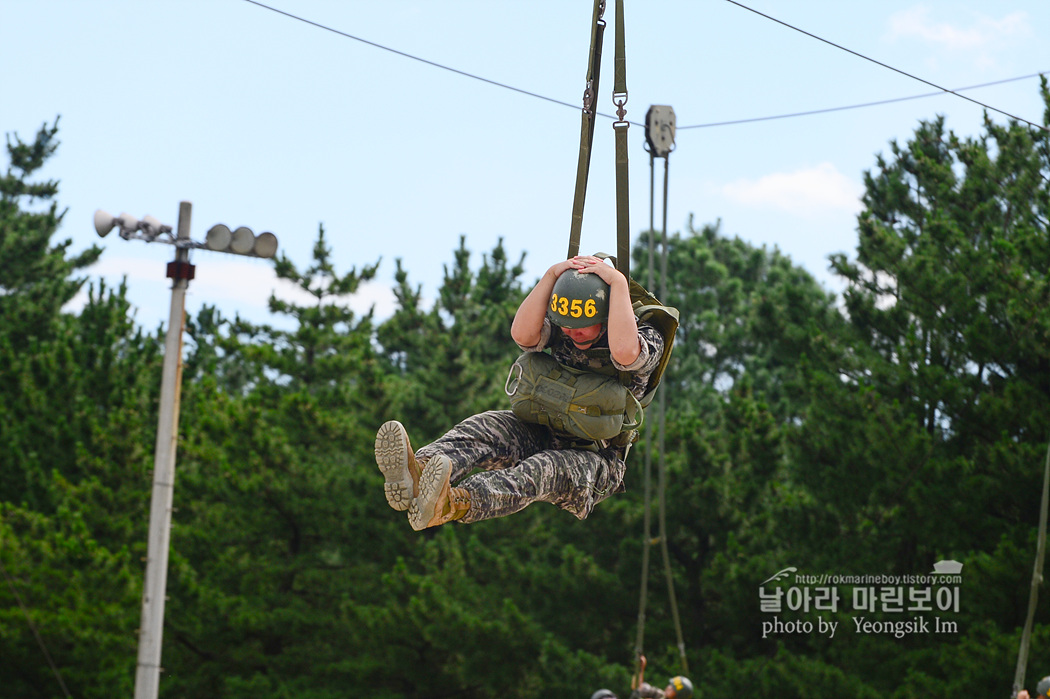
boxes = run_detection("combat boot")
[408,455,471,531]
[375,420,421,512]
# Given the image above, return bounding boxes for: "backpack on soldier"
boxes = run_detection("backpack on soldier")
[505,277,678,444]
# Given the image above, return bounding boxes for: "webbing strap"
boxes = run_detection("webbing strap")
[567,0,630,280]
[612,0,630,279]
[567,0,606,260]
[614,125,630,278]
[613,0,627,97]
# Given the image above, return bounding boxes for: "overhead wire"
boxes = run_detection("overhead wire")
[724,0,1049,133]
[241,0,586,115]
[678,72,1050,129]
[242,0,1047,133]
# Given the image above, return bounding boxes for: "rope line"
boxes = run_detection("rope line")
[655,153,688,675]
[635,147,689,677]
[241,0,1047,132]
[635,152,657,671]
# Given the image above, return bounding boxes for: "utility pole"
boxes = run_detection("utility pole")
[135,201,191,699]
[93,201,278,699]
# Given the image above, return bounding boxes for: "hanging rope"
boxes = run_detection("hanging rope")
[633,149,658,676]
[1012,438,1050,697]
[635,104,688,677]
[655,148,689,676]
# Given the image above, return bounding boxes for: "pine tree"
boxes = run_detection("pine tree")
[0,118,99,347]
[0,120,157,698]
[376,235,527,442]
[783,81,1050,696]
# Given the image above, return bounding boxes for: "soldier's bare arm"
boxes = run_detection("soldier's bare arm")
[511,258,581,348]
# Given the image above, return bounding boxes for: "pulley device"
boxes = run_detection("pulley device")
[644,105,676,158]
[566,0,631,278]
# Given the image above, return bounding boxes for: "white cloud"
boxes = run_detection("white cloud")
[719,162,863,217]
[886,6,1030,51]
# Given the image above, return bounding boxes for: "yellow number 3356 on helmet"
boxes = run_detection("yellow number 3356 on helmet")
[547,270,610,329]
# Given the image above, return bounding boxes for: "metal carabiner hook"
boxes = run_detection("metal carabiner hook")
[613,93,629,124]
[505,362,523,397]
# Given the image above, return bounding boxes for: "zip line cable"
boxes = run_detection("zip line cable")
[0,559,73,699]
[241,0,587,115]
[241,0,1046,133]
[678,72,1050,129]
[724,0,1049,133]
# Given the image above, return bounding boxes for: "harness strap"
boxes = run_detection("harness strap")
[614,127,630,278]
[612,0,630,280]
[567,0,607,260]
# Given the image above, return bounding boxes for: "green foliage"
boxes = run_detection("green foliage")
[1,500,140,698]
[164,225,402,696]
[785,82,1050,694]
[6,82,1050,698]
[0,121,157,698]
[623,222,845,666]
[0,118,100,346]
[376,235,527,442]
[800,86,1050,567]
[641,220,843,422]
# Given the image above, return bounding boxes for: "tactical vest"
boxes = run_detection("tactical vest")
[505,278,679,445]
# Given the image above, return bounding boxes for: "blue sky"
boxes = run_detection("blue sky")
[4,1,1048,331]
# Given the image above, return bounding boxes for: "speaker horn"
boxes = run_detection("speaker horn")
[253,232,278,259]
[141,215,165,239]
[115,212,140,233]
[230,226,255,254]
[94,209,117,237]
[206,224,232,251]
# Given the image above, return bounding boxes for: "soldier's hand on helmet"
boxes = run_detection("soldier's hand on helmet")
[547,258,581,279]
[570,255,625,285]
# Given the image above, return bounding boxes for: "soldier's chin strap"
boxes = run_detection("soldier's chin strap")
[567,0,630,281]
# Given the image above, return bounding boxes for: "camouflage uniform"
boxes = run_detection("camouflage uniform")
[414,317,665,522]
[629,684,667,699]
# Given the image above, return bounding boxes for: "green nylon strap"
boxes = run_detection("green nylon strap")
[613,0,630,279]
[567,0,606,260]
[568,111,596,259]
[613,0,627,97]
[615,124,630,279]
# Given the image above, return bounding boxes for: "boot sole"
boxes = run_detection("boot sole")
[408,455,452,531]
[375,420,416,512]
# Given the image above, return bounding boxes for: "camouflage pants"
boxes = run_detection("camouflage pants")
[415,410,626,523]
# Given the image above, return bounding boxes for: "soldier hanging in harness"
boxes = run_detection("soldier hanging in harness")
[374,253,677,530]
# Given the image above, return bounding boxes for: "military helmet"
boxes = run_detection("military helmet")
[667,676,693,699]
[590,690,618,699]
[547,269,610,329]
[1037,676,1050,697]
